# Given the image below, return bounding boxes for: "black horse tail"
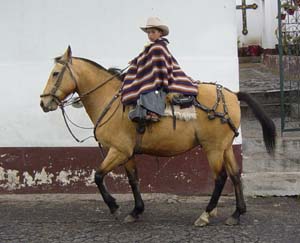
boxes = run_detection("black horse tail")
[237,92,276,155]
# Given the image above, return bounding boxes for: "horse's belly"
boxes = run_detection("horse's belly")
[140,121,198,156]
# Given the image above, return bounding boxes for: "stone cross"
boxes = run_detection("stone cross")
[236,0,258,35]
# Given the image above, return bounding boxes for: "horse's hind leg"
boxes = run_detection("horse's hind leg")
[224,146,246,225]
[123,157,145,223]
[194,149,225,227]
[94,147,128,216]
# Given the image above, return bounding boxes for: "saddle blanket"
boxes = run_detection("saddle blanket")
[164,105,197,121]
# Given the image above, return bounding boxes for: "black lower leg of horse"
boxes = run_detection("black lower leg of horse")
[230,174,247,220]
[95,171,119,214]
[206,166,227,213]
[125,165,144,218]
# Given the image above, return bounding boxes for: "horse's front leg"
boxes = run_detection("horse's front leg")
[94,147,129,217]
[123,157,144,223]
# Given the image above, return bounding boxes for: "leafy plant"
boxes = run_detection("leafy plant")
[292,35,300,44]
[281,1,298,11]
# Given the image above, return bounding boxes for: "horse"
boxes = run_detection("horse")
[40,46,276,226]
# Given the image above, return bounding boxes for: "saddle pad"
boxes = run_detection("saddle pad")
[164,104,197,121]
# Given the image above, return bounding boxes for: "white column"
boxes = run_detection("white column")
[261,0,279,49]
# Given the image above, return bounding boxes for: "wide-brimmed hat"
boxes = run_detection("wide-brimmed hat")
[140,17,169,36]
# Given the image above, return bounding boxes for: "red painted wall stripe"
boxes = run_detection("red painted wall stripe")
[0,146,242,194]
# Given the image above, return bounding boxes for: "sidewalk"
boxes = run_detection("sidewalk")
[0,194,299,243]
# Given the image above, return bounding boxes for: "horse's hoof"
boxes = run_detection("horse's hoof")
[194,218,209,227]
[194,212,210,227]
[225,216,240,226]
[111,207,121,220]
[123,214,138,223]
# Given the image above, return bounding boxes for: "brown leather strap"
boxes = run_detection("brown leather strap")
[134,132,144,154]
[193,83,239,137]
[93,93,121,140]
[170,102,176,130]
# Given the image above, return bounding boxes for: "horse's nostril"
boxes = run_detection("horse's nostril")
[40,100,44,108]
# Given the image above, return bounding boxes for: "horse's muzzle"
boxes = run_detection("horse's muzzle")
[40,100,50,112]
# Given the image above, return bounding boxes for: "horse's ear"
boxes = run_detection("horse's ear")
[61,46,72,63]
[67,45,72,58]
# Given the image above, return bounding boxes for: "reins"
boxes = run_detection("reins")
[40,58,129,157]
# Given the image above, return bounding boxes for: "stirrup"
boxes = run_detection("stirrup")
[136,120,146,134]
[145,112,160,122]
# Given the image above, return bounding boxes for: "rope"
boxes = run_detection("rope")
[63,107,94,130]
[60,106,94,143]
[76,65,129,101]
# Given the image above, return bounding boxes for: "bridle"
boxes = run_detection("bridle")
[40,58,129,156]
[40,60,79,106]
[40,58,128,106]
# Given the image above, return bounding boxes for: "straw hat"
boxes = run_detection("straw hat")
[140,17,169,36]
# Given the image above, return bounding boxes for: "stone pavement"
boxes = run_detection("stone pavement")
[239,62,299,92]
[239,63,280,92]
[0,194,299,243]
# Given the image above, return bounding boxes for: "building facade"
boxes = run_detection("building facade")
[0,0,240,193]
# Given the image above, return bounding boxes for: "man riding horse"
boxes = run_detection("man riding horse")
[40,17,276,226]
[122,17,198,123]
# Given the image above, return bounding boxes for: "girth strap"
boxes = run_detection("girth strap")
[170,102,176,130]
[134,132,144,154]
[93,92,121,141]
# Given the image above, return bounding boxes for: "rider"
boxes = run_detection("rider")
[121,17,198,122]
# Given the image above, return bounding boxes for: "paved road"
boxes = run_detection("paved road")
[0,194,299,243]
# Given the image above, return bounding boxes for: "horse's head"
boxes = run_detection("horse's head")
[40,46,78,112]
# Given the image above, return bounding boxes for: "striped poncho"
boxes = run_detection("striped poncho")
[121,38,199,105]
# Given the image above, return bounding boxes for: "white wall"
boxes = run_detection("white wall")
[0,0,240,146]
[236,0,278,49]
[236,0,263,46]
[262,0,279,49]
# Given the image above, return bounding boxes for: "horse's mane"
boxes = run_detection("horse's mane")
[106,67,123,76]
[54,55,122,81]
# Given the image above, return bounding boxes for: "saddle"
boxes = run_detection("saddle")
[134,94,195,134]
[171,94,195,108]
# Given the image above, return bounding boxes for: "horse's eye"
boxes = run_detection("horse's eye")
[53,72,59,77]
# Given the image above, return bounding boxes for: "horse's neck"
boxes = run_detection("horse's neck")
[73,59,121,124]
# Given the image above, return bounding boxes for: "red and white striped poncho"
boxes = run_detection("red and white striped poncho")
[121,38,199,105]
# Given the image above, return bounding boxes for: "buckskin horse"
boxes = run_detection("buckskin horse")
[40,47,276,226]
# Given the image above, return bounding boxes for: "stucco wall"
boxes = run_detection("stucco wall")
[0,0,240,147]
[236,0,278,49]
[261,0,279,49]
